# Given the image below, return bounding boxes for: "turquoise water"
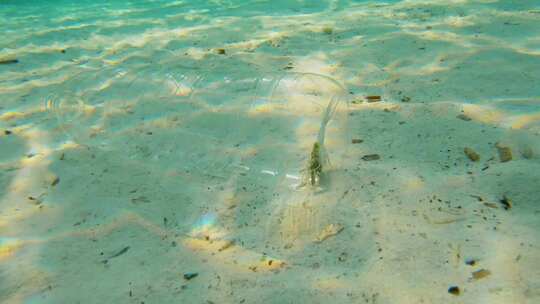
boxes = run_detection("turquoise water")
[1,1,540,303]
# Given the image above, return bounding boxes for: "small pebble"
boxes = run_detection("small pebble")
[471,269,491,280]
[464,147,480,161]
[322,26,333,34]
[495,143,512,162]
[351,139,363,144]
[4,130,12,135]
[215,48,226,55]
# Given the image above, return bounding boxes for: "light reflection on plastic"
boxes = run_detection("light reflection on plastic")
[261,169,278,176]
[194,212,216,230]
[285,174,300,180]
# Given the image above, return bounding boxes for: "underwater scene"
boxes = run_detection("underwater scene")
[1,0,540,303]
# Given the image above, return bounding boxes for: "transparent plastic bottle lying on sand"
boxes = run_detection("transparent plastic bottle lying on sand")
[174,71,350,260]
[247,73,350,253]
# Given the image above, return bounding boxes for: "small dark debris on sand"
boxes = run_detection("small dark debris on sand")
[448,286,460,296]
[401,96,411,102]
[183,272,199,280]
[457,114,472,121]
[521,146,534,159]
[101,246,130,264]
[465,258,477,266]
[500,195,512,210]
[0,59,19,65]
[28,196,42,205]
[4,130,12,135]
[366,95,381,102]
[470,195,484,202]
[218,239,235,252]
[215,48,226,55]
[351,138,363,144]
[362,154,380,161]
[283,63,294,70]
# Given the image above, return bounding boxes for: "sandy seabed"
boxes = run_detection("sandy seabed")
[1,0,540,303]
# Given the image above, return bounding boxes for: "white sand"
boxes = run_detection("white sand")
[1,1,540,303]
